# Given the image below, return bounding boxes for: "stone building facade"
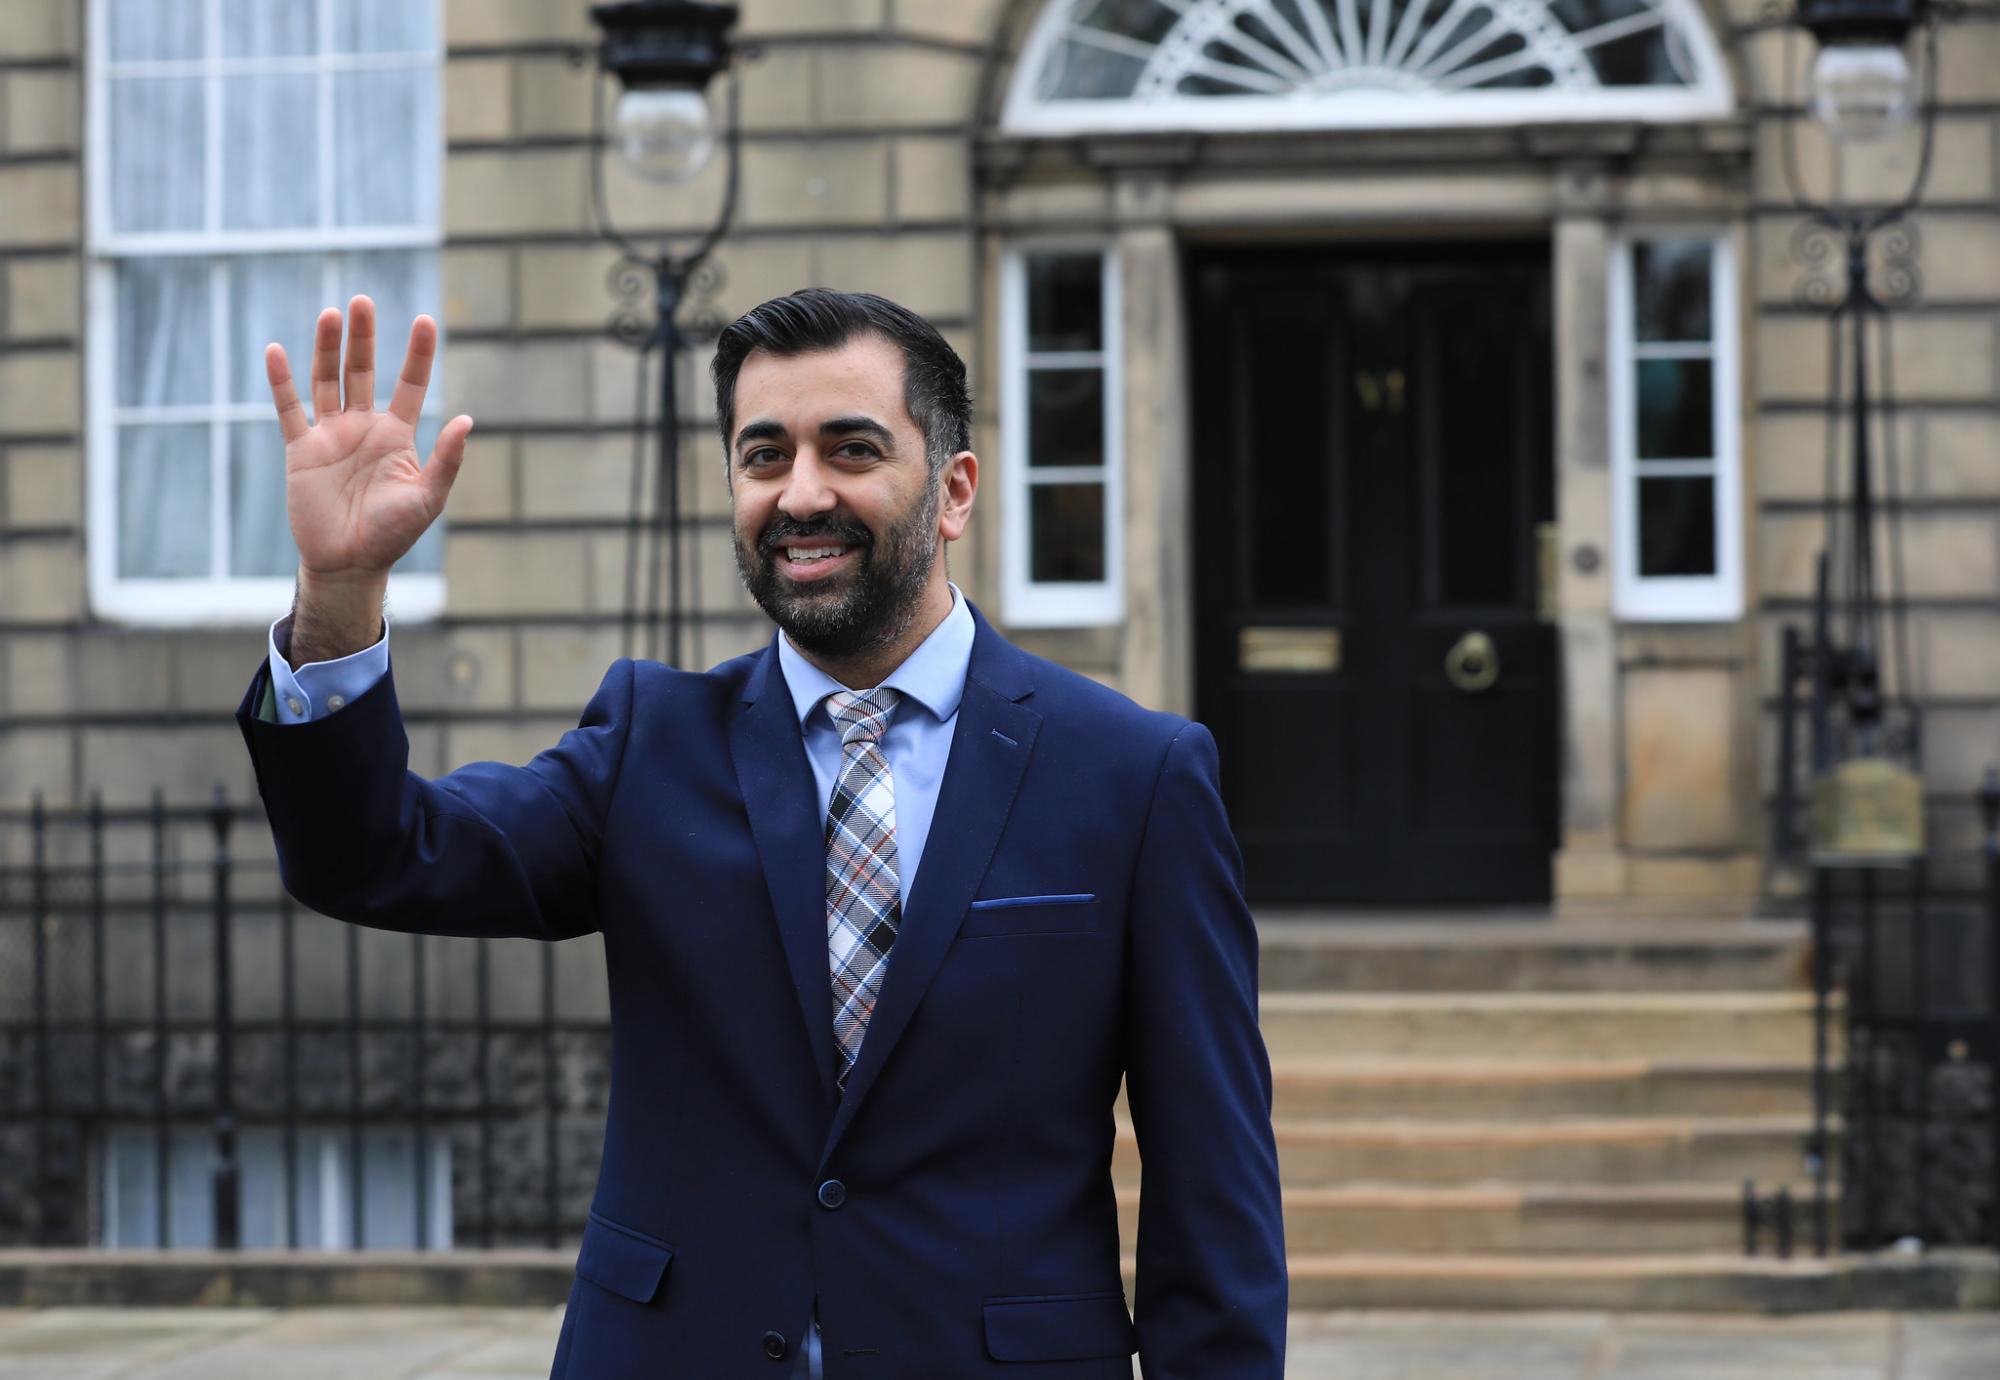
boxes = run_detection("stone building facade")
[2,0,1995,906]
[0,0,1995,1258]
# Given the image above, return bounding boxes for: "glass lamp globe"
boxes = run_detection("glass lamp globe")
[1809,43,1916,142]
[612,86,717,182]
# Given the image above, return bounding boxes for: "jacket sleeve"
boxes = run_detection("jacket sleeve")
[234,648,636,942]
[1124,721,1288,1377]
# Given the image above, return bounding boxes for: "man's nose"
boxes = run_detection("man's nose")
[777,448,839,520]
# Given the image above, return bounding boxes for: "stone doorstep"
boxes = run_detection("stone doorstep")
[1263,1057,1833,1119]
[1274,1250,2000,1313]
[3,1249,1987,1314]
[1112,1114,1833,1187]
[1257,990,1835,1060]
[1115,1182,1835,1254]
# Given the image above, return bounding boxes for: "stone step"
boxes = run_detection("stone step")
[1264,1057,1831,1120]
[1256,919,1813,993]
[1123,1250,2000,1312]
[1259,991,1831,1061]
[1115,1182,1835,1256]
[5,1247,1993,1316]
[1113,1116,1828,1187]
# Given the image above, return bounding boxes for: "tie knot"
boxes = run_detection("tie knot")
[827,687,900,747]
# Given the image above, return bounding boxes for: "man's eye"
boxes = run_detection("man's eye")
[743,448,783,468]
[834,441,879,460]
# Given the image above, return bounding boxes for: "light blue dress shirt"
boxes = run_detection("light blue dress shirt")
[773,584,972,899]
[267,588,977,1380]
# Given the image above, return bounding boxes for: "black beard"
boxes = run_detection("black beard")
[734,483,940,662]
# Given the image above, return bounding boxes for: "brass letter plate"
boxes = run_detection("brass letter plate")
[1808,757,1926,866]
[1239,627,1341,674]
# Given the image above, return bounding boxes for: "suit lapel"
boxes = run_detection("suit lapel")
[819,615,1041,1170]
[728,644,839,1111]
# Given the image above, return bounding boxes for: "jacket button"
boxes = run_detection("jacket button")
[816,1178,847,1209]
[762,1329,788,1359]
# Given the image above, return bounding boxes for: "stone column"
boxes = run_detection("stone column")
[1550,180,1627,902]
[1113,174,1193,716]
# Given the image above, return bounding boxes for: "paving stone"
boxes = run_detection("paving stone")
[1898,1315,2000,1380]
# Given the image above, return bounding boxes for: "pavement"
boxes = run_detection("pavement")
[2,1308,1999,1378]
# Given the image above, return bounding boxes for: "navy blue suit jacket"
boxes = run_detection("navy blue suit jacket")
[234,603,1287,1378]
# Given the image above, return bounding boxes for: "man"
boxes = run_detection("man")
[234,288,1286,1377]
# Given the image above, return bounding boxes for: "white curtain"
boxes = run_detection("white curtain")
[223,73,320,231]
[107,0,441,585]
[107,0,203,61]
[115,260,210,577]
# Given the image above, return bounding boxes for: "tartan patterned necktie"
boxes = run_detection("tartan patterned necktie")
[824,688,903,1094]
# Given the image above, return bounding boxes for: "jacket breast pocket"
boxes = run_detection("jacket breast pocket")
[574,1209,675,1305]
[983,1290,1137,1362]
[961,894,1100,938]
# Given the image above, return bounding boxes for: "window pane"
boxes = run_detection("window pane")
[222,74,320,230]
[108,0,204,61]
[111,79,205,233]
[334,0,437,53]
[118,259,212,408]
[1027,368,1104,469]
[221,0,319,57]
[118,424,211,577]
[1026,253,1102,353]
[229,422,298,577]
[1635,357,1713,460]
[333,70,438,227]
[334,249,442,399]
[229,254,325,405]
[1637,474,1716,577]
[1633,239,1711,343]
[1029,482,1105,583]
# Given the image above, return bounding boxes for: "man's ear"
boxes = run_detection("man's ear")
[938,451,977,542]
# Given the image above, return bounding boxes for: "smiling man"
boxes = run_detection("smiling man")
[233,287,1286,1378]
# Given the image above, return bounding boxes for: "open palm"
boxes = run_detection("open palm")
[264,295,473,581]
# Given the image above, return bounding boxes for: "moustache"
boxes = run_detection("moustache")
[756,516,874,557]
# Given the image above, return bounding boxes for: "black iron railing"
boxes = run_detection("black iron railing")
[0,793,606,1251]
[1768,643,2000,1256]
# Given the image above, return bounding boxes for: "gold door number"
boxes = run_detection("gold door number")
[1354,369,1406,413]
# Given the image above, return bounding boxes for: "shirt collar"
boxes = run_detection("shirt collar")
[776,583,974,728]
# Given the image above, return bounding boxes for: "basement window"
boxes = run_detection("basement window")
[99,1123,452,1250]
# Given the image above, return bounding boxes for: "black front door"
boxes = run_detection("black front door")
[1190,244,1559,904]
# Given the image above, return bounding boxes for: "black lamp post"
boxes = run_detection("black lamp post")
[1774,0,1941,1259]
[1774,0,1940,859]
[588,1,744,668]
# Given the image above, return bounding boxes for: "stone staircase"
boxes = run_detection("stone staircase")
[1114,917,1865,1310]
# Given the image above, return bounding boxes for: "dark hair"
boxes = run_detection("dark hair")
[711,288,971,476]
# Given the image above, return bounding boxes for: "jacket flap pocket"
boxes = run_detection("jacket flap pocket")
[982,1291,1136,1362]
[575,1211,674,1304]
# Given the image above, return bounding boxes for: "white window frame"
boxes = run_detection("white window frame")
[1000,243,1126,628]
[82,0,445,626]
[1608,227,1744,622]
[1001,0,1736,137]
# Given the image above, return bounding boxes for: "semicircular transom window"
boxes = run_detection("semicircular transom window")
[1003,0,1734,133]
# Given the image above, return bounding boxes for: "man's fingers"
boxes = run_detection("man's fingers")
[343,294,376,412]
[265,343,310,444]
[387,314,438,427]
[310,307,343,421]
[420,415,475,515]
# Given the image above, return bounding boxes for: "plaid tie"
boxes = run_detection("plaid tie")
[824,688,902,1094]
